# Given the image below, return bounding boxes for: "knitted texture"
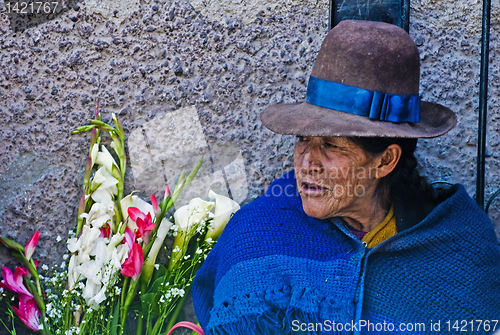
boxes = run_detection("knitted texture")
[192,170,500,335]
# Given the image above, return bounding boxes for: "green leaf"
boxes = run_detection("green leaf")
[148,264,168,289]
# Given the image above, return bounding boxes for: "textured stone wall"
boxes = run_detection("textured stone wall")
[1,0,500,329]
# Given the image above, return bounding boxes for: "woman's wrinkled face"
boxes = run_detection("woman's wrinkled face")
[293,136,380,220]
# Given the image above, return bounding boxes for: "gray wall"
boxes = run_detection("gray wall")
[1,0,499,323]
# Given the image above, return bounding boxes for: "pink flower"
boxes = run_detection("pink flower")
[151,194,161,219]
[123,227,136,251]
[0,267,33,298]
[128,207,155,245]
[128,207,146,223]
[12,295,40,331]
[24,232,40,260]
[121,243,144,281]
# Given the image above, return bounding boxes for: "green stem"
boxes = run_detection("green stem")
[119,278,140,335]
[118,278,129,335]
[110,297,120,335]
[135,315,143,335]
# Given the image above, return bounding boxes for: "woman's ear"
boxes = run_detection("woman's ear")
[375,144,402,179]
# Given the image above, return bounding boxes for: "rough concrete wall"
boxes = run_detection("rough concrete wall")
[0,0,327,267]
[411,0,500,237]
[1,0,500,326]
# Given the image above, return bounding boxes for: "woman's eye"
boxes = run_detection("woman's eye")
[297,136,308,142]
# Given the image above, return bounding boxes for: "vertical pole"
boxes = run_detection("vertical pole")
[477,0,491,209]
[329,0,333,30]
[401,0,410,32]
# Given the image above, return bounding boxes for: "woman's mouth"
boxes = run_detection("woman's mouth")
[300,181,330,196]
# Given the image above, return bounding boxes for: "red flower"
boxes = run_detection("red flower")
[0,267,33,298]
[100,224,111,238]
[121,243,144,281]
[12,295,40,331]
[24,232,40,260]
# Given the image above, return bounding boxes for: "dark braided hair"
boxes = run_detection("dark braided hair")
[349,137,435,204]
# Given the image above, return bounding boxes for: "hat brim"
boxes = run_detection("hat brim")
[260,101,456,138]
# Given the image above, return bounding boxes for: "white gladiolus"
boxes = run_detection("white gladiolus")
[67,255,78,289]
[90,143,99,167]
[78,225,102,259]
[96,145,118,173]
[80,201,115,230]
[91,167,119,204]
[205,190,240,240]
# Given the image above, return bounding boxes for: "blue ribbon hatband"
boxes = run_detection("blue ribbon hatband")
[305,76,421,123]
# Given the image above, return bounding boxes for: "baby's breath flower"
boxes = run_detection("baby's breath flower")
[56,235,62,242]
[195,248,203,254]
[42,264,49,271]
[173,246,181,253]
[154,264,159,270]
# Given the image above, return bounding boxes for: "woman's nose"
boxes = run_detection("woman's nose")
[300,145,323,173]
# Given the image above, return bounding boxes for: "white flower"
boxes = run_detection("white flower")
[80,201,115,230]
[205,190,240,240]
[96,145,118,173]
[90,143,99,166]
[56,235,62,242]
[173,198,214,233]
[42,264,49,271]
[90,166,119,204]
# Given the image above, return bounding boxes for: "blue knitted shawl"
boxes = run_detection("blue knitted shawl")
[192,171,500,334]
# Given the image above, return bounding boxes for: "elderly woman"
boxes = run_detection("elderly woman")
[192,20,500,334]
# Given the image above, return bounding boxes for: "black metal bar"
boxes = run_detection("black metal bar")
[401,0,410,32]
[477,0,491,210]
[329,0,333,30]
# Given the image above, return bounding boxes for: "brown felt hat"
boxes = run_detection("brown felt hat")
[260,20,456,138]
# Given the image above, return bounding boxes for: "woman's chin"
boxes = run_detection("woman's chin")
[300,197,333,219]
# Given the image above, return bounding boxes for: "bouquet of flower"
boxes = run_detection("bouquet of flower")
[0,102,240,335]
